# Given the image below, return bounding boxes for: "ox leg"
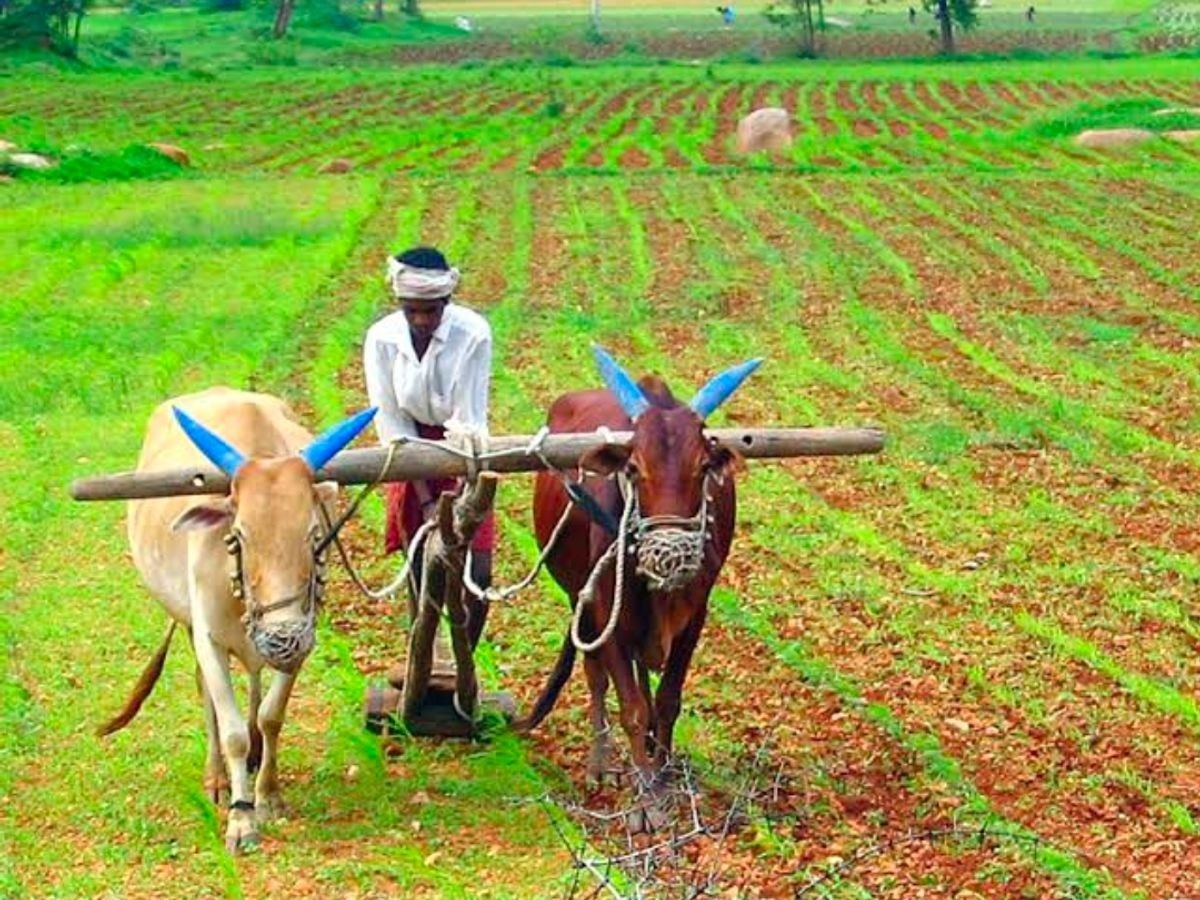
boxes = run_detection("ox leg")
[601,644,667,832]
[254,668,297,824]
[247,670,263,774]
[583,654,612,787]
[635,658,657,761]
[652,606,707,769]
[198,664,228,805]
[192,627,258,853]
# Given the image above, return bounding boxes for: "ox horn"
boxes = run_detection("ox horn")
[592,344,650,420]
[173,407,246,476]
[300,407,378,473]
[688,358,764,420]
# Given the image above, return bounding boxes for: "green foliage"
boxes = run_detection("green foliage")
[0,0,87,56]
[0,144,186,183]
[297,0,360,33]
[1026,96,1200,138]
[763,0,825,57]
[92,24,180,65]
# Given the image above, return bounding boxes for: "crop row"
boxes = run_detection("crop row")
[3,70,1196,176]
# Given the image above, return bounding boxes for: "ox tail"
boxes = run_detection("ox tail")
[513,630,576,733]
[97,621,177,737]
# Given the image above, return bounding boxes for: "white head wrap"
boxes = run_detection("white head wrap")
[386,256,461,300]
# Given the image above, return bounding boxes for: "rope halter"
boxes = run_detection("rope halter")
[625,469,719,594]
[224,527,327,674]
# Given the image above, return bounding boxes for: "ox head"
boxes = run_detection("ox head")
[168,406,377,673]
[583,346,761,592]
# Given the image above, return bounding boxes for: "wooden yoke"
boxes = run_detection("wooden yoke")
[401,472,498,732]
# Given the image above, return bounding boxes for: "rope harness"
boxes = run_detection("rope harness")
[224,527,327,674]
[570,469,718,653]
[327,430,720,657]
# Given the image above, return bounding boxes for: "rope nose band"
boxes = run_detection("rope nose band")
[627,472,717,593]
[226,528,326,672]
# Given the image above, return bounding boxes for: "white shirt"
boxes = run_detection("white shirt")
[363,302,492,443]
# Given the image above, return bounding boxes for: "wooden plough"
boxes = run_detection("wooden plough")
[71,425,884,738]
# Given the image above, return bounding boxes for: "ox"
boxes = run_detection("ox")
[99,387,375,852]
[521,348,760,826]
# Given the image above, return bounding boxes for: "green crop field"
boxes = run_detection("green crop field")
[2,36,1200,900]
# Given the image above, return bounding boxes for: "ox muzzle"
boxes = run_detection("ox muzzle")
[225,531,325,674]
[625,472,717,593]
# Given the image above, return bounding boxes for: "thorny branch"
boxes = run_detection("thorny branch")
[531,737,788,899]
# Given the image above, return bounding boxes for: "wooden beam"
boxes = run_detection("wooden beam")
[69,426,885,502]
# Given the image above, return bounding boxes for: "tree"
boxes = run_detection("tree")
[271,0,294,38]
[0,0,87,55]
[923,0,977,54]
[763,0,825,58]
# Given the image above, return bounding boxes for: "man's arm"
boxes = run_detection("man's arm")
[363,329,417,444]
[453,333,492,431]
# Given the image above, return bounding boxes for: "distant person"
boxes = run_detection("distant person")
[1026,4,1035,21]
[908,5,917,22]
[716,4,735,27]
[454,14,473,32]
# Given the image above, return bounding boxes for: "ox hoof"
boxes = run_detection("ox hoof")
[255,793,290,824]
[225,811,261,854]
[586,743,613,788]
[627,796,672,834]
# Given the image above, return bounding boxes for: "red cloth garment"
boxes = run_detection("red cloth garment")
[384,423,497,555]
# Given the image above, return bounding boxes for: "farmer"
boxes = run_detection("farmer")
[363,245,495,650]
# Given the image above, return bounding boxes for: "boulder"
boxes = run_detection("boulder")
[8,152,54,170]
[146,142,190,166]
[1073,128,1155,149]
[319,158,353,174]
[736,107,793,155]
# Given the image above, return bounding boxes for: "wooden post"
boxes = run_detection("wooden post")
[399,474,497,729]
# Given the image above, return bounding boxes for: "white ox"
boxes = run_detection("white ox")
[99,387,375,852]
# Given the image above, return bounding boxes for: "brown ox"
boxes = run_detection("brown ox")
[520,348,760,826]
[99,387,375,852]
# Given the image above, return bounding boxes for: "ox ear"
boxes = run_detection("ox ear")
[300,407,378,474]
[706,437,745,477]
[314,480,338,516]
[171,499,234,533]
[173,406,246,476]
[688,358,764,421]
[579,442,632,477]
[592,345,650,421]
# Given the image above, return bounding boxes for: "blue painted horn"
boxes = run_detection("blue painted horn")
[173,407,247,476]
[300,407,378,473]
[688,358,763,420]
[592,345,650,420]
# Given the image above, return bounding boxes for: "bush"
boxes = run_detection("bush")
[0,0,87,56]
[1027,97,1200,139]
[298,0,360,32]
[2,144,187,183]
